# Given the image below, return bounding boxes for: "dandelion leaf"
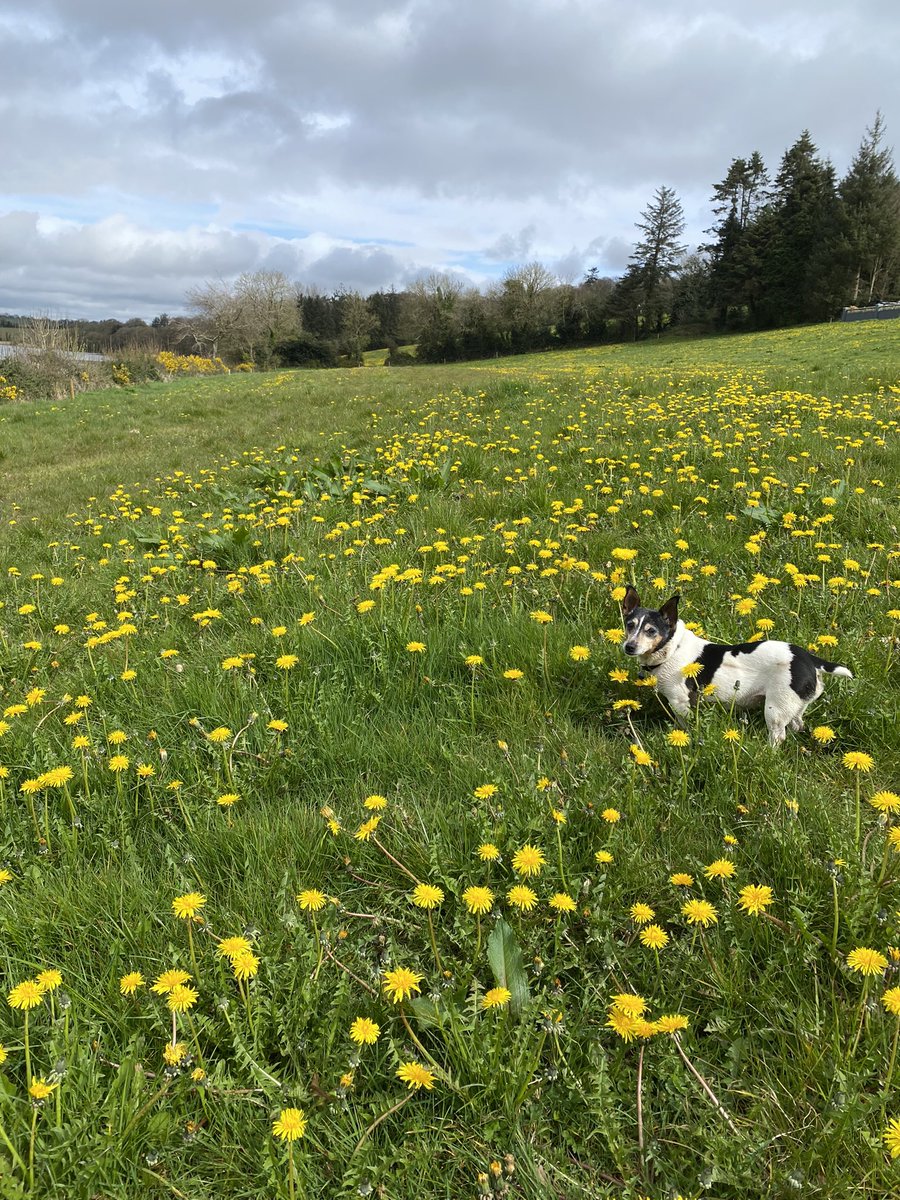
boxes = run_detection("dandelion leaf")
[487,917,530,1016]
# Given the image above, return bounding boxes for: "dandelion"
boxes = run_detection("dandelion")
[297,889,327,912]
[411,883,444,909]
[680,662,703,680]
[350,1017,381,1045]
[640,924,669,950]
[601,807,621,823]
[120,972,145,995]
[217,936,252,961]
[207,727,232,743]
[704,859,736,881]
[594,849,614,865]
[884,1117,900,1159]
[7,981,43,1010]
[167,984,198,1013]
[502,668,524,680]
[163,1042,188,1067]
[230,951,259,981]
[682,899,718,927]
[737,885,774,916]
[36,970,61,994]
[172,892,206,920]
[507,884,538,911]
[382,968,422,1006]
[275,654,299,670]
[630,903,655,924]
[569,645,590,661]
[465,654,484,667]
[655,1014,689,1034]
[667,730,690,747]
[549,892,576,913]
[846,947,888,976]
[482,987,512,1009]
[354,816,381,841]
[463,886,494,915]
[406,641,426,653]
[844,751,874,772]
[871,791,900,814]
[812,726,836,744]
[29,1078,57,1100]
[670,872,694,887]
[151,969,192,995]
[606,1008,641,1042]
[474,784,498,799]
[363,793,387,809]
[396,1061,435,1090]
[512,844,545,877]
[477,843,500,862]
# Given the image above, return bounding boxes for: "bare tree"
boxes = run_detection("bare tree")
[185,270,301,365]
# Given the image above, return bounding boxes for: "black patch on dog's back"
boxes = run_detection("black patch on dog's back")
[689,641,761,691]
[788,645,818,700]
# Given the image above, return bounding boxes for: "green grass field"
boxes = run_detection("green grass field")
[1,322,899,1199]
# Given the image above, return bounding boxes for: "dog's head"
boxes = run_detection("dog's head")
[620,586,680,658]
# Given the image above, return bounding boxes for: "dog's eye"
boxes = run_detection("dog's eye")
[645,627,657,636]
[626,619,636,629]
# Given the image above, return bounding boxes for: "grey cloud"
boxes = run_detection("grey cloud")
[0,1,898,315]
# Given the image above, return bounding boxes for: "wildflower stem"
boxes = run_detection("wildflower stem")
[28,1106,37,1193]
[24,1011,31,1087]
[426,910,443,976]
[0,1115,25,1174]
[370,836,421,885]
[854,775,862,850]
[311,915,323,982]
[883,1015,900,1097]
[186,920,199,980]
[831,875,840,955]
[849,979,870,1058]
[671,1033,739,1135]
[637,1043,645,1155]
[353,1091,413,1155]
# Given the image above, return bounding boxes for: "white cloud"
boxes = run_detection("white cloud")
[0,0,897,315]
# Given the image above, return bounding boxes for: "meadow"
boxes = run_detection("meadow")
[0,321,899,1199]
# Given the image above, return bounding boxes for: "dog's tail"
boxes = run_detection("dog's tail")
[809,654,853,679]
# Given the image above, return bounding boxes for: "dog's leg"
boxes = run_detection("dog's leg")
[764,698,791,746]
[662,682,692,724]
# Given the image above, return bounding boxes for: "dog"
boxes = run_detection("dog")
[620,586,853,745]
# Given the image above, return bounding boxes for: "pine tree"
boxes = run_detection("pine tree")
[626,186,686,335]
[840,113,900,304]
[757,131,847,326]
[705,153,769,325]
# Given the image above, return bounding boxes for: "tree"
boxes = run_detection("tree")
[840,113,900,304]
[410,274,465,362]
[756,131,847,326]
[626,186,686,335]
[339,292,377,364]
[497,262,556,352]
[186,271,300,365]
[705,153,769,325]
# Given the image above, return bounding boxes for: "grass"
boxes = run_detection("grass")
[0,320,899,1198]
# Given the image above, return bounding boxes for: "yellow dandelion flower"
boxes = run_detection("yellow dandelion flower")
[172,892,206,920]
[382,967,423,1004]
[737,885,774,916]
[681,899,718,927]
[411,883,444,909]
[843,751,874,772]
[297,889,327,912]
[350,1017,381,1044]
[273,1107,307,1141]
[704,858,736,881]
[396,1061,435,1090]
[477,843,500,861]
[463,886,494,915]
[846,947,888,976]
[482,987,512,1009]
[639,924,669,949]
[512,844,545,877]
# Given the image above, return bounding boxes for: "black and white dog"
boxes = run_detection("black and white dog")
[621,586,853,745]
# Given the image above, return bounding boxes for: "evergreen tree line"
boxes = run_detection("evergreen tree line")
[5,118,897,366]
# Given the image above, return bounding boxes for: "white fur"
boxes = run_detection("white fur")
[636,620,851,746]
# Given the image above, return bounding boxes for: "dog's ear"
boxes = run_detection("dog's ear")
[659,594,680,629]
[621,585,641,616]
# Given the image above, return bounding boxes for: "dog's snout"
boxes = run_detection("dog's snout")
[624,644,638,655]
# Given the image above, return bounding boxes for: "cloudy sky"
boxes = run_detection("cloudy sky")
[1,0,898,319]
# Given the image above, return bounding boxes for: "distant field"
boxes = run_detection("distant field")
[0,322,899,1198]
